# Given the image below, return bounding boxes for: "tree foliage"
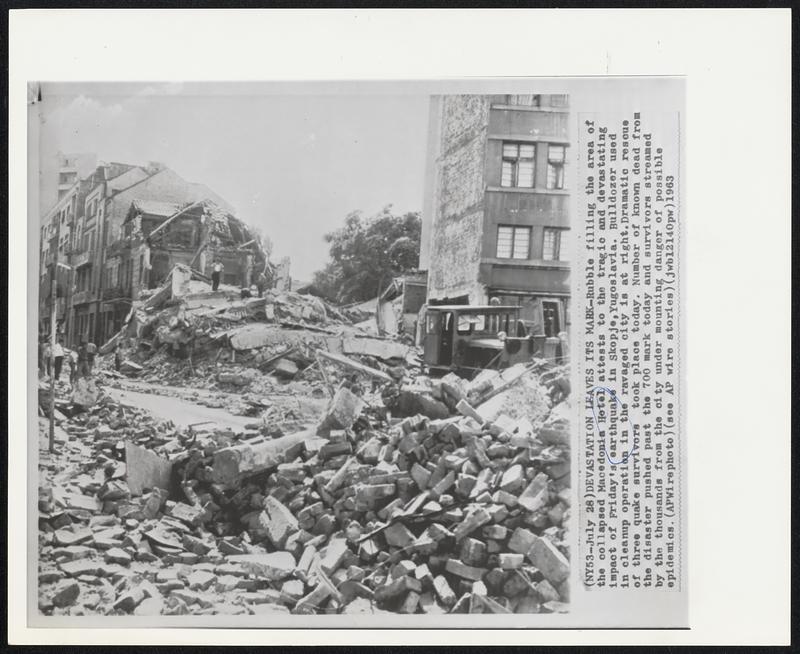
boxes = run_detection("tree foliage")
[311,206,421,304]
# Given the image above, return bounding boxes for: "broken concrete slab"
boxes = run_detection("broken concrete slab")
[212,428,314,486]
[124,442,174,497]
[317,387,366,434]
[340,336,410,361]
[260,496,300,549]
[227,552,296,581]
[51,581,81,608]
[272,358,299,379]
[229,324,275,351]
[517,472,550,513]
[316,349,394,383]
[526,536,570,586]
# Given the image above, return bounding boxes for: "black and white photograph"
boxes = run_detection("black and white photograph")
[8,8,790,647]
[32,84,572,619]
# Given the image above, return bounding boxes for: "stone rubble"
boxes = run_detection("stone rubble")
[38,276,571,617]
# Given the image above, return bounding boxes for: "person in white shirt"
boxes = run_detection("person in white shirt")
[52,337,65,380]
[211,260,224,291]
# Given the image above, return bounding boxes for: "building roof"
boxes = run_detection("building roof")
[131,199,185,218]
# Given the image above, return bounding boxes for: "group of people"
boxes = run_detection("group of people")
[239,269,270,300]
[39,335,97,385]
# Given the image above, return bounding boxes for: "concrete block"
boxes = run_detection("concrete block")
[517,472,550,513]
[451,507,491,541]
[526,536,569,586]
[383,522,416,549]
[51,581,81,608]
[432,575,456,609]
[355,483,396,503]
[227,552,296,581]
[499,464,525,494]
[445,558,486,582]
[318,388,366,434]
[410,463,431,490]
[125,442,174,496]
[261,496,300,549]
[508,527,537,554]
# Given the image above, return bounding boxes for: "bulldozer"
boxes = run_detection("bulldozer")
[421,304,561,378]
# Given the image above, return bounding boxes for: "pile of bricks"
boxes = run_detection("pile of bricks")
[38,378,571,616]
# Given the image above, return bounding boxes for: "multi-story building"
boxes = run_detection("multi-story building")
[39,151,97,215]
[38,158,241,346]
[419,93,571,337]
[38,178,85,336]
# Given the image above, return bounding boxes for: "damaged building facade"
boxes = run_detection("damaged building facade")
[37,158,259,346]
[419,94,571,337]
[114,198,265,301]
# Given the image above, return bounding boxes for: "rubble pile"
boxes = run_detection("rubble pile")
[38,363,571,616]
[100,264,415,395]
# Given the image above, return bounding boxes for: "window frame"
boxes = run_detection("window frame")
[500,141,536,189]
[496,224,532,260]
[542,227,571,261]
[505,94,541,108]
[546,144,567,190]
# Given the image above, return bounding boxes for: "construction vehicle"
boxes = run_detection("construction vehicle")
[421,304,557,378]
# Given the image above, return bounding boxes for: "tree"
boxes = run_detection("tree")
[311,206,421,304]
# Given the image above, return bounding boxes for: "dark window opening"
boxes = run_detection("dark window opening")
[501,142,535,188]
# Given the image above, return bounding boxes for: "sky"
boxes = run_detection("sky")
[35,82,431,280]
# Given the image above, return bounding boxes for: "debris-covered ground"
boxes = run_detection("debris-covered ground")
[38,269,571,617]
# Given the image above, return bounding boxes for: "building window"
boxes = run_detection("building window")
[505,94,540,107]
[546,145,566,190]
[497,225,531,259]
[501,142,535,188]
[549,94,569,107]
[543,228,570,261]
[88,200,97,218]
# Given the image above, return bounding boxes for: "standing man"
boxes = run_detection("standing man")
[68,348,77,386]
[43,341,52,377]
[255,270,268,298]
[52,337,65,381]
[38,337,45,377]
[77,337,91,378]
[211,259,224,291]
[86,339,97,374]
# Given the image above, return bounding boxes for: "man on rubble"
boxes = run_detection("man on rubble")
[43,340,52,377]
[76,338,90,378]
[77,336,97,378]
[255,269,268,298]
[211,259,224,291]
[52,336,65,380]
[67,348,77,386]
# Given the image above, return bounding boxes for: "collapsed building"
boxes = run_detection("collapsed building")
[115,198,269,300]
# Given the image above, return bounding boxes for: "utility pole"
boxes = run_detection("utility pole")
[48,217,61,453]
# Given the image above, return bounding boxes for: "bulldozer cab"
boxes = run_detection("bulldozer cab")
[422,305,545,377]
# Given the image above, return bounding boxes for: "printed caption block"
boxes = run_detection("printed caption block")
[576,111,681,591]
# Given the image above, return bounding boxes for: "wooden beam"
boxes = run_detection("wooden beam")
[315,348,393,383]
[147,200,206,241]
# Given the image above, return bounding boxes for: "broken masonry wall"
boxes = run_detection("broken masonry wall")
[105,168,234,246]
[427,95,490,303]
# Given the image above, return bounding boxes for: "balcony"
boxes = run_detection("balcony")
[71,290,95,306]
[72,249,94,268]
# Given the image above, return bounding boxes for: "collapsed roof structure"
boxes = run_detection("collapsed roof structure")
[122,198,270,296]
